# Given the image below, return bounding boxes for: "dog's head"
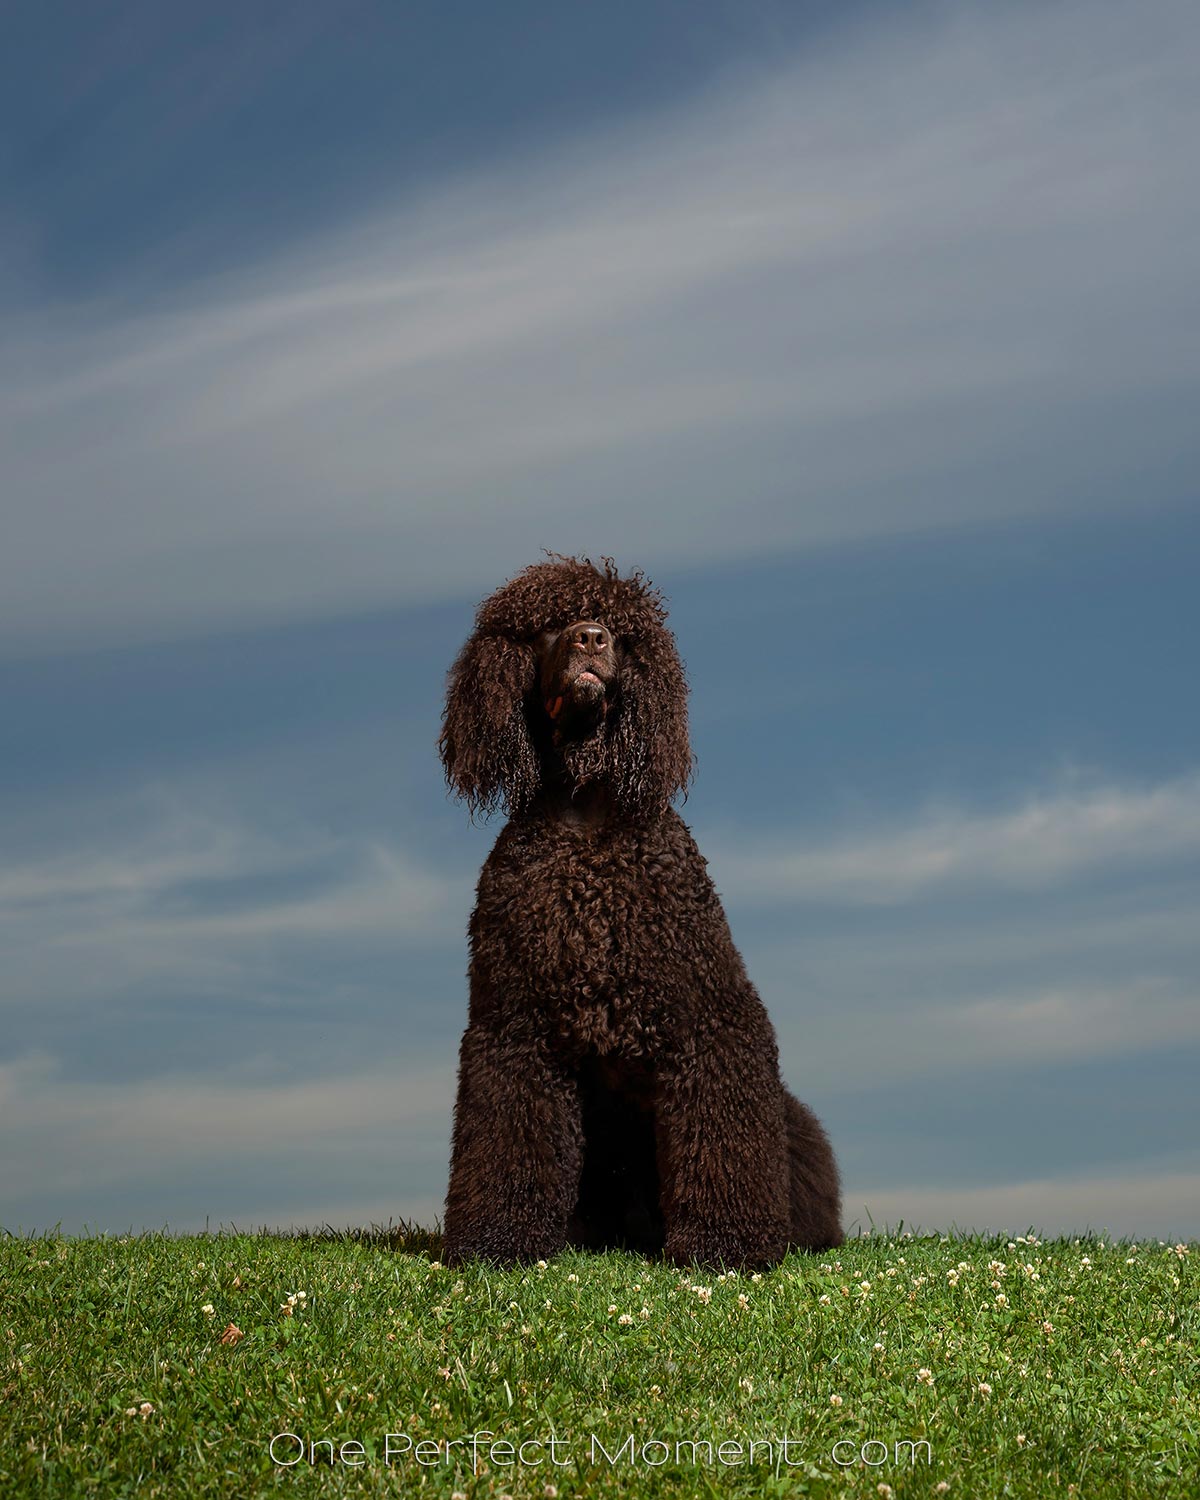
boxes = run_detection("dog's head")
[439,554,693,819]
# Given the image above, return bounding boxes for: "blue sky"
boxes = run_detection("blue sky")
[2,0,1198,1241]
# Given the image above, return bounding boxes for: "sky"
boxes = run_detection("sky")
[2,0,1198,1242]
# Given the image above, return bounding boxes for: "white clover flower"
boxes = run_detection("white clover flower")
[978,1382,992,1397]
[916,1368,934,1386]
[829,1394,843,1407]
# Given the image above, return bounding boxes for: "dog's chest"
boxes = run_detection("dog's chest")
[471,817,706,1055]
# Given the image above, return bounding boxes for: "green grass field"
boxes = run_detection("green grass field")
[2,1224,1196,1498]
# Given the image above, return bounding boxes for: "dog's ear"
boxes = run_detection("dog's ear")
[439,632,540,816]
[611,622,694,817]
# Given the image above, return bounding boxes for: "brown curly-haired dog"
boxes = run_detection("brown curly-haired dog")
[439,554,842,1268]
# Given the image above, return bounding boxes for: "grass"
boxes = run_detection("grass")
[1,1223,1196,1498]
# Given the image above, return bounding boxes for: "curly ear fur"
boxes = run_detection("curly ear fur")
[611,619,694,818]
[442,554,694,819]
[439,633,539,817]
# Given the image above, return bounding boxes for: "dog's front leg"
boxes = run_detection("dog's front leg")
[442,1022,583,1266]
[655,1021,791,1270]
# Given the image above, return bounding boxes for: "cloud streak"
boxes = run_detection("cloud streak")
[775,975,1200,1094]
[4,0,1198,651]
[0,1050,453,1233]
[705,772,1200,1086]
[0,788,464,1008]
[706,772,1200,907]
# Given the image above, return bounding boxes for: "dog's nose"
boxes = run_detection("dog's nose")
[567,621,609,653]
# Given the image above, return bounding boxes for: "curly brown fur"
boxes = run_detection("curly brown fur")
[439,554,842,1268]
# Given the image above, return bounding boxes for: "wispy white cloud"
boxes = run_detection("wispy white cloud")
[0,788,464,1007]
[3,0,1198,651]
[708,772,1200,1085]
[706,772,1200,907]
[943,977,1200,1062]
[0,1051,449,1167]
[0,1050,452,1230]
[776,974,1200,1091]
